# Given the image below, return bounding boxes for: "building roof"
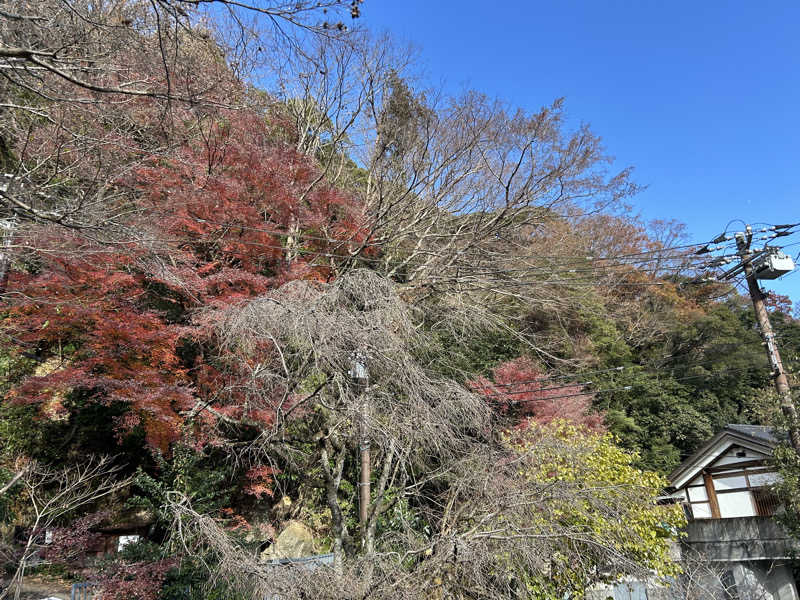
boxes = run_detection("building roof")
[723,424,777,444]
[668,424,778,490]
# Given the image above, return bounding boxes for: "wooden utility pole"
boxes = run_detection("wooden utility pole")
[350,353,370,527]
[735,227,800,453]
[359,408,370,526]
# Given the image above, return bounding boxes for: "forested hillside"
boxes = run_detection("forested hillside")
[1,2,799,598]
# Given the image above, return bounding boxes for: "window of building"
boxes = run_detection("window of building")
[683,466,780,519]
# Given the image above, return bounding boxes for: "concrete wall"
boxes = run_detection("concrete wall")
[730,562,798,600]
[682,517,799,599]
[586,563,798,600]
[684,516,799,562]
[587,515,800,600]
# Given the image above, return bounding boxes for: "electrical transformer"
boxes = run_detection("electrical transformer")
[752,248,795,280]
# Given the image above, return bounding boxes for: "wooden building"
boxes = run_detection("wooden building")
[666,424,798,600]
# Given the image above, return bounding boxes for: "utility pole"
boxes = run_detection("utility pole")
[733,226,800,453]
[350,352,370,527]
[359,411,370,527]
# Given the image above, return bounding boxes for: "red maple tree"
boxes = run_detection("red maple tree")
[3,109,373,454]
[468,357,605,431]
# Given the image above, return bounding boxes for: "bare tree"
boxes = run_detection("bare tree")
[259,43,649,372]
[0,461,27,498]
[652,547,747,600]
[162,412,684,598]
[256,32,640,309]
[211,270,492,572]
[1,0,359,107]
[0,456,128,600]
[159,270,680,598]
[0,0,362,252]
[163,492,428,600]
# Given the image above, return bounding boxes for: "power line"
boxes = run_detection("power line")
[18,208,760,282]
[152,237,715,278]
[475,352,772,395]
[15,213,799,301]
[150,211,730,265]
[91,231,723,281]
[474,366,628,388]
[479,365,767,403]
[165,214,800,284]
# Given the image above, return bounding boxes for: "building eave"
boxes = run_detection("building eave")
[668,427,776,490]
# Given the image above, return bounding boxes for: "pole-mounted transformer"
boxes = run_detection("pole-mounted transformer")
[750,247,795,280]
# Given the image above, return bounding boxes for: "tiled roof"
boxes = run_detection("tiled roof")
[724,424,778,444]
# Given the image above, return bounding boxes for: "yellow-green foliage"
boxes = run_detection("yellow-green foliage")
[507,420,686,596]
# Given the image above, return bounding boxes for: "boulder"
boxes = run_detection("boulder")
[260,520,315,561]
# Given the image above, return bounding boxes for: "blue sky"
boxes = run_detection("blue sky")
[363,0,800,303]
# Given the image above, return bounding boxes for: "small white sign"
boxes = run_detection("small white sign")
[117,535,140,552]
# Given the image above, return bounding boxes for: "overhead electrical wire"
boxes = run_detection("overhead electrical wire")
[475,352,771,391]
[200,247,732,288]
[151,211,714,259]
[170,215,800,282]
[479,365,769,403]
[153,211,729,264]
[118,212,800,287]
[12,217,797,301]
[116,231,728,282]
[461,222,797,403]
[157,235,717,273]
[207,236,726,274]
[697,224,800,294]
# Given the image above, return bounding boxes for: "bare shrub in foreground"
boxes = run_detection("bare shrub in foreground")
[0,456,128,600]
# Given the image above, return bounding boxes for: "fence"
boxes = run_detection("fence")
[67,553,334,600]
[71,581,95,600]
[265,552,334,570]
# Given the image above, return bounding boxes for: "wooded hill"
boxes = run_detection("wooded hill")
[1,2,798,598]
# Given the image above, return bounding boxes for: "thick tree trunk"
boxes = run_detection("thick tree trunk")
[320,437,348,576]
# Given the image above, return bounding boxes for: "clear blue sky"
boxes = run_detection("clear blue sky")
[363,0,800,303]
